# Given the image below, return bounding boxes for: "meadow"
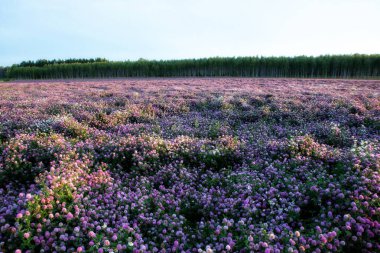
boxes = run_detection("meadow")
[0,78,379,252]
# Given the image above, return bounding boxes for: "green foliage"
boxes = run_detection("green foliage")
[208,121,222,139]
[364,117,380,131]
[175,136,243,171]
[54,116,90,140]
[180,196,204,226]
[315,123,354,148]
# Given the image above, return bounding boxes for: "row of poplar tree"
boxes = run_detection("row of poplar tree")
[1,54,380,79]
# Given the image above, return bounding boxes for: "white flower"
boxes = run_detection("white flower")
[343,214,351,221]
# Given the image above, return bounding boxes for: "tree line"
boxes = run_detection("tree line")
[2,54,380,79]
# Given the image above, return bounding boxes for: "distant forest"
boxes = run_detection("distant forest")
[1,55,380,79]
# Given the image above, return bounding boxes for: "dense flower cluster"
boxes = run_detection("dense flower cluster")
[0,78,379,252]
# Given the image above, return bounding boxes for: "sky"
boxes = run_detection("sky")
[0,0,379,66]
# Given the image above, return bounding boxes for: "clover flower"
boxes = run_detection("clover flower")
[0,79,379,252]
[88,231,96,238]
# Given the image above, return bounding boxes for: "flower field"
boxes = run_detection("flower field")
[0,78,379,253]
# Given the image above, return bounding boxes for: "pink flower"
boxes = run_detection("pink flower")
[15,250,22,253]
[88,231,96,238]
[77,246,83,252]
[23,232,30,239]
[16,213,23,219]
[66,212,74,220]
[320,235,327,244]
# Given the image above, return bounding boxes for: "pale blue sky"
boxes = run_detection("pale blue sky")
[0,0,379,66]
